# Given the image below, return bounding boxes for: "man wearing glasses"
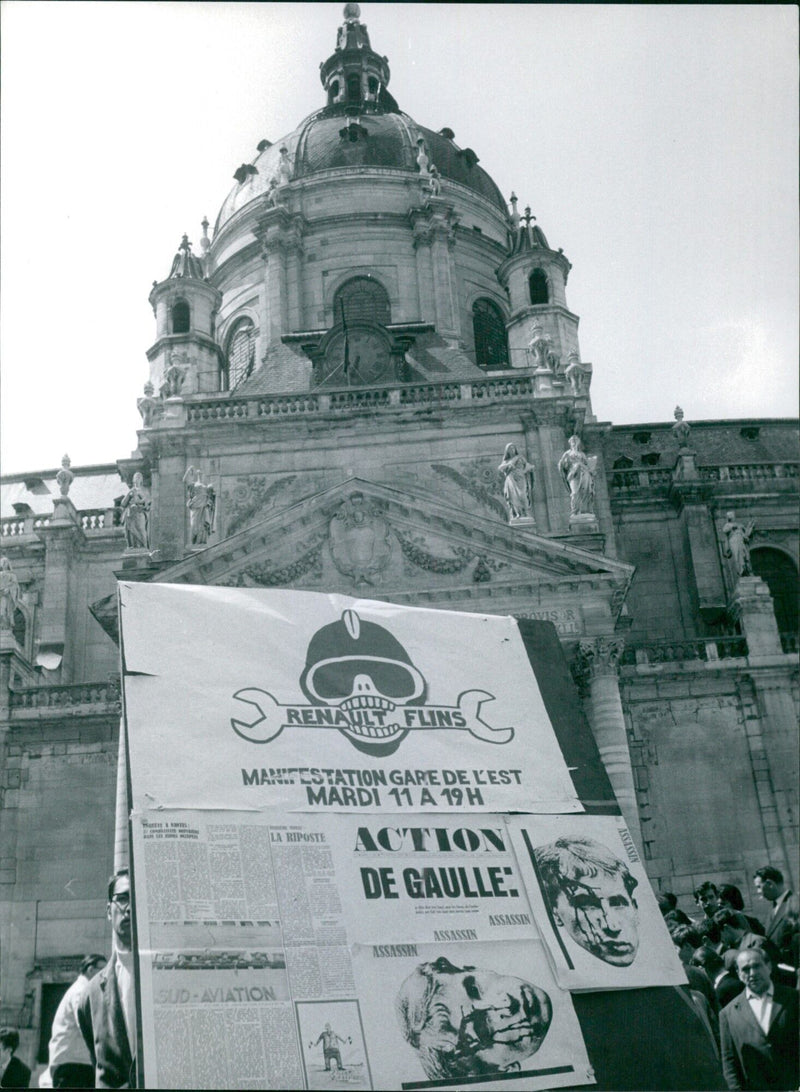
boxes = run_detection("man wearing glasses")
[77,871,136,1089]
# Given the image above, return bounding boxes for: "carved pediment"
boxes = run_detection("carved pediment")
[92,479,633,642]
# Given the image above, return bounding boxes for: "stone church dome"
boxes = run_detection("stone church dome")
[215,7,506,233]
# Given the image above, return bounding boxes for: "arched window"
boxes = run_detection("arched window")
[225,319,256,390]
[750,548,798,637]
[329,79,340,104]
[171,299,190,334]
[472,298,509,370]
[347,74,361,103]
[333,277,391,327]
[529,269,549,305]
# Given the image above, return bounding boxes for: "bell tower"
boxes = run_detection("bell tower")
[146,232,222,397]
[497,206,585,392]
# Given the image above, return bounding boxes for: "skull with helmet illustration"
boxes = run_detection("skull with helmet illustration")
[299,609,427,756]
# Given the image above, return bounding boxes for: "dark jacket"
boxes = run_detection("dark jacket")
[719,984,799,1090]
[76,958,135,1089]
[765,891,799,967]
[1,1056,31,1089]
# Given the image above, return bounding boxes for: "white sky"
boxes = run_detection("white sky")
[1,2,797,476]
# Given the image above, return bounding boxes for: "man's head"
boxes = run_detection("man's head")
[534,836,639,966]
[753,867,785,904]
[693,882,720,918]
[735,948,772,997]
[718,884,745,912]
[0,1028,19,1073]
[80,954,106,980]
[690,945,724,979]
[396,956,551,1079]
[657,891,677,916]
[708,908,748,950]
[669,924,702,965]
[107,870,131,953]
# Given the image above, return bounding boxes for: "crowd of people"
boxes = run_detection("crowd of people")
[660,866,799,1090]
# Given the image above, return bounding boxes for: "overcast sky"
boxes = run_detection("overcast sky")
[1,2,797,476]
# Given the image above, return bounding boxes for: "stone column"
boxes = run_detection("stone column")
[531,406,569,532]
[575,637,643,850]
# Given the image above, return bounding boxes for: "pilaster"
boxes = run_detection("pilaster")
[669,457,726,622]
[34,498,86,682]
[409,200,460,339]
[731,576,783,658]
[574,636,643,851]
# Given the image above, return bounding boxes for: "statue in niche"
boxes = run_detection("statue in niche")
[56,454,74,497]
[120,472,150,550]
[498,443,535,520]
[0,556,20,631]
[722,511,754,576]
[672,406,691,449]
[558,434,597,517]
[137,381,160,428]
[182,466,216,546]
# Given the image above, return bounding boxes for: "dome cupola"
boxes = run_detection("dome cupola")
[320,3,394,110]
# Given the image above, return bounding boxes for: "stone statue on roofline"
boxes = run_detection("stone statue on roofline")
[722,510,754,576]
[558,434,597,518]
[416,138,430,177]
[120,472,150,550]
[0,556,20,631]
[56,454,74,497]
[565,351,583,395]
[182,466,216,546]
[137,381,160,428]
[672,406,691,449]
[498,442,535,522]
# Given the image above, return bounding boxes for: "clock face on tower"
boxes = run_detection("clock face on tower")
[323,325,394,386]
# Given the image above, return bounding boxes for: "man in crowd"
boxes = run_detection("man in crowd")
[719,885,765,936]
[77,872,136,1089]
[396,956,552,1080]
[706,909,751,956]
[0,1029,30,1089]
[695,881,722,920]
[48,954,106,1088]
[534,836,639,967]
[719,947,799,1090]
[753,866,799,969]
[691,946,743,1011]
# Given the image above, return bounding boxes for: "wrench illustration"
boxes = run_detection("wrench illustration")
[231,687,514,745]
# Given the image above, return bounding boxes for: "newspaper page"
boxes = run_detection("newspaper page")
[131,809,595,1090]
[328,814,541,945]
[119,583,582,815]
[507,815,687,991]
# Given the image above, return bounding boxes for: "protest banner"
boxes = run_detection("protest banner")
[119,582,722,1090]
[119,583,582,815]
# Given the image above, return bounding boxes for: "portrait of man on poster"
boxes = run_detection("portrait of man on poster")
[395,955,552,1080]
[534,835,640,967]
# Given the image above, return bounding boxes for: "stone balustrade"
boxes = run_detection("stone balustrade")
[1,509,120,538]
[184,373,541,425]
[9,679,120,712]
[610,462,798,494]
[620,634,748,667]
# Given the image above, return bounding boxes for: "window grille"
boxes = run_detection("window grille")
[472,298,509,370]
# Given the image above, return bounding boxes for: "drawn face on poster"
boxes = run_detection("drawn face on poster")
[534,837,639,967]
[396,955,552,1079]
